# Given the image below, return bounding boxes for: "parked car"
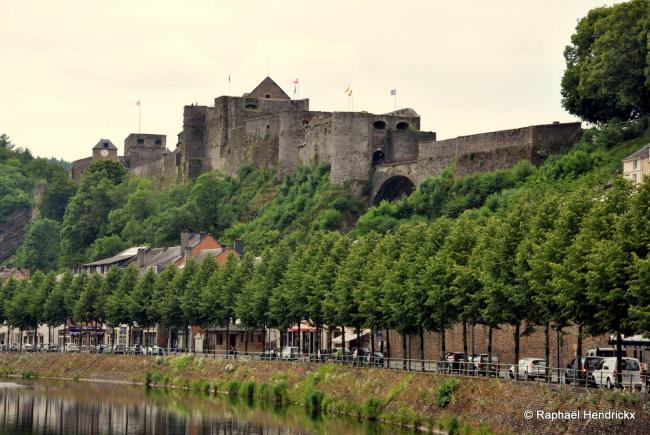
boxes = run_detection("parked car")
[64,343,80,353]
[469,354,499,376]
[280,346,300,361]
[113,344,126,355]
[592,357,643,390]
[509,358,546,380]
[261,348,279,360]
[308,349,331,363]
[144,345,164,356]
[102,345,114,354]
[129,344,142,355]
[439,352,469,373]
[332,348,353,363]
[564,356,603,387]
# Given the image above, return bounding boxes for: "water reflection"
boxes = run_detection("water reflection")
[0,380,408,435]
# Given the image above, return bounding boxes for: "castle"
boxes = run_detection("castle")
[72,77,582,202]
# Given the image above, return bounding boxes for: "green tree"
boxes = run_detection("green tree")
[561,0,650,123]
[14,218,61,271]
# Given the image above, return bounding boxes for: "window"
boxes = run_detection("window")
[102,142,109,148]
[217,333,223,346]
[633,159,638,170]
[373,120,386,130]
[265,94,271,99]
[154,139,162,145]
[396,121,409,130]
[136,138,144,144]
[245,103,257,110]
[302,120,310,127]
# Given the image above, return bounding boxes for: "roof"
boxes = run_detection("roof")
[139,246,182,270]
[82,246,147,267]
[93,139,117,150]
[622,144,650,161]
[246,76,290,100]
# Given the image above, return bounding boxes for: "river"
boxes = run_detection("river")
[0,379,413,434]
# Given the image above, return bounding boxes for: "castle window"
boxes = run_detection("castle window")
[137,138,144,144]
[102,142,109,148]
[372,150,386,166]
[245,103,258,110]
[396,121,409,130]
[373,120,386,130]
[265,94,271,99]
[302,120,310,127]
[155,139,162,145]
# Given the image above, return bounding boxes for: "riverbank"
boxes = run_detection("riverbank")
[0,353,648,434]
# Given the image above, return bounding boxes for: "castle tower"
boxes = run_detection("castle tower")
[91,139,118,161]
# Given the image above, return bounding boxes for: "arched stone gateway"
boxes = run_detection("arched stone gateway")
[373,175,416,204]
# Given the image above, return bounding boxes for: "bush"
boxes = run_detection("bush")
[305,389,325,417]
[241,380,256,401]
[362,397,382,421]
[170,355,193,370]
[21,371,38,379]
[227,380,241,397]
[271,380,289,405]
[436,378,459,408]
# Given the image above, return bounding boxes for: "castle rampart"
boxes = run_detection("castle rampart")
[71,77,582,203]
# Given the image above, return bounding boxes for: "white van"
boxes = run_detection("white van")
[591,357,642,390]
[585,347,626,358]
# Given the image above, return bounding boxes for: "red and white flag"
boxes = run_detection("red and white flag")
[292,78,299,84]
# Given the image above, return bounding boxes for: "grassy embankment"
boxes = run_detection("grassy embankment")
[0,353,648,434]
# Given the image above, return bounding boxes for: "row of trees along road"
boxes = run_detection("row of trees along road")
[4,176,650,381]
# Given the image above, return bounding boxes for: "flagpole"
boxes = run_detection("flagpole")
[138,102,141,134]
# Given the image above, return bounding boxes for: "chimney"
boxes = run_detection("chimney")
[180,230,191,251]
[233,239,244,257]
[136,248,146,269]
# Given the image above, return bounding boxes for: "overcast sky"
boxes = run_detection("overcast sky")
[1,0,616,162]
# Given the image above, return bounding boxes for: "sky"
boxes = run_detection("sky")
[0,0,617,162]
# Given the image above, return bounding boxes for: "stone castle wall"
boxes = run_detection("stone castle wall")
[385,322,613,367]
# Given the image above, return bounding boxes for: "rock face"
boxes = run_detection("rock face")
[0,208,31,262]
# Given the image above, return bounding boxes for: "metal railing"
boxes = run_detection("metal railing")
[1,345,647,395]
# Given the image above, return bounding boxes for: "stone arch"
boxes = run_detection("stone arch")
[396,121,409,130]
[373,175,415,204]
[245,103,258,110]
[373,120,386,130]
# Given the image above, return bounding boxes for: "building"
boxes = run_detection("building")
[0,267,30,282]
[70,77,581,201]
[622,143,650,184]
[178,77,582,202]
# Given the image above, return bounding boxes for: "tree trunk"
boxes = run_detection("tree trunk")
[370,329,375,354]
[441,328,446,355]
[245,328,249,354]
[544,323,550,380]
[487,325,493,356]
[19,329,22,352]
[401,332,407,370]
[616,330,624,387]
[356,327,361,351]
[385,329,390,360]
[167,328,171,355]
[63,319,67,351]
[262,323,266,353]
[576,324,583,371]
[462,321,468,356]
[188,325,192,354]
[226,323,230,357]
[514,322,520,377]
[419,327,425,372]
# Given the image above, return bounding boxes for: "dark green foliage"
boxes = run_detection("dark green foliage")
[227,380,241,397]
[561,0,650,123]
[305,389,325,417]
[436,378,459,408]
[14,218,61,271]
[241,381,256,401]
[362,398,382,421]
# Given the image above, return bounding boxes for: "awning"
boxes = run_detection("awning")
[608,335,650,347]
